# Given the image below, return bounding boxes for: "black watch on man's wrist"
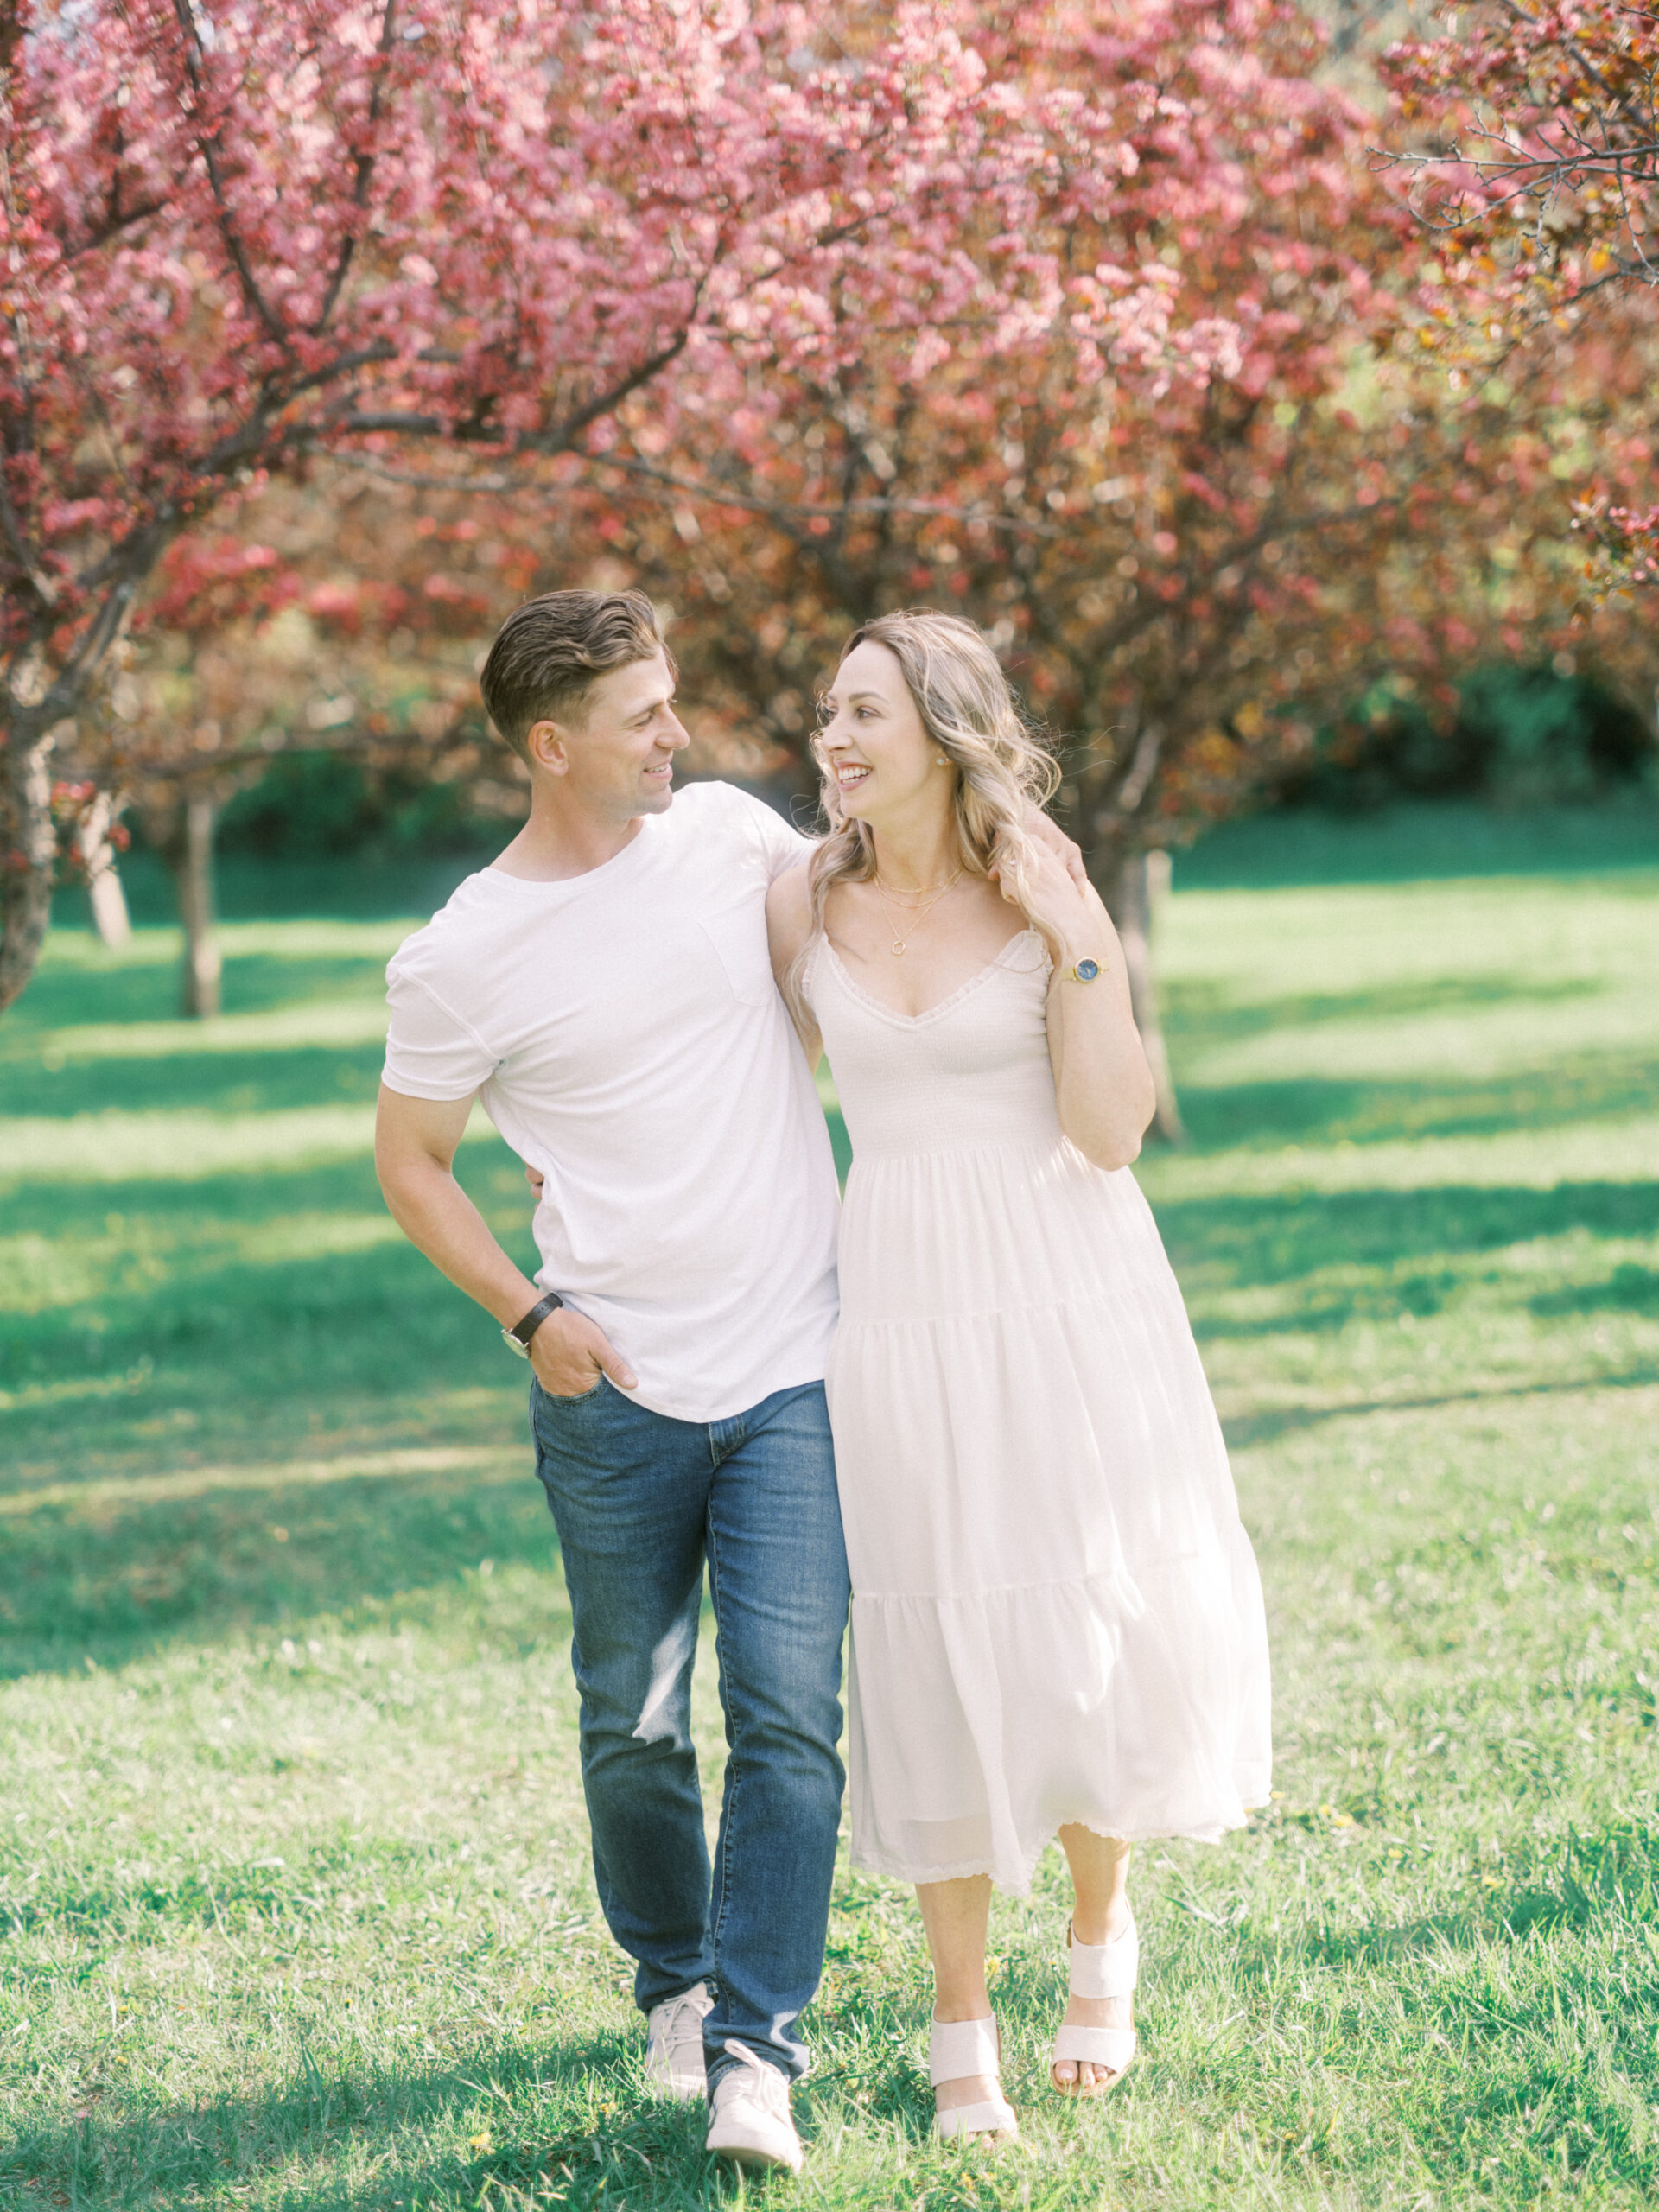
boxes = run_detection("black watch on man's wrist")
[502,1290,563,1359]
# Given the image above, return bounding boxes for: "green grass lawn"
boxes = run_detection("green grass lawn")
[4,808,1659,2209]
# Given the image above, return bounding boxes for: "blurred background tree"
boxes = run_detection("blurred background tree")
[11,0,1656,1140]
[573,2,1659,1135]
[6,0,1135,1010]
[105,490,542,1013]
[1384,0,1659,587]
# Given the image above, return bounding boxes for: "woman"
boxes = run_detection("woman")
[766,610,1271,2140]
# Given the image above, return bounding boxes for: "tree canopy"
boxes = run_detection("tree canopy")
[4,0,1213,1007]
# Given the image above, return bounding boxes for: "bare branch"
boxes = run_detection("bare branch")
[524,327,697,450]
[312,0,399,334]
[60,196,168,263]
[168,0,290,350]
[323,443,1070,537]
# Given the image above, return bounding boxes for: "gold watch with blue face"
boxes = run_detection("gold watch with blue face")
[1059,957,1103,983]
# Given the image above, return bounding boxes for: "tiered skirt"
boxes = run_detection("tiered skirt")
[825,1135,1272,1892]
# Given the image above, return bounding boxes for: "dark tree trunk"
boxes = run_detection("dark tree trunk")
[168,792,222,1019]
[0,726,57,1017]
[1099,845,1185,1146]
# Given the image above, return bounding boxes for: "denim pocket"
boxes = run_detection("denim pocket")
[539,1375,605,1405]
[531,1375,607,1440]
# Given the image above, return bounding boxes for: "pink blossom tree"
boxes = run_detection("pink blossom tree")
[583,1,1659,1135]
[1384,2,1659,586]
[576,0,1429,1137]
[2,0,1198,1012]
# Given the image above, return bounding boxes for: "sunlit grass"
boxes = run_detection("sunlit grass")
[3,820,1658,2209]
[0,1103,506,1184]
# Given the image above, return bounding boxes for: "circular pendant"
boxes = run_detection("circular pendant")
[890,939,906,956]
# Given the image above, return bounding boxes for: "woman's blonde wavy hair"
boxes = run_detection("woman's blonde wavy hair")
[790,609,1059,1014]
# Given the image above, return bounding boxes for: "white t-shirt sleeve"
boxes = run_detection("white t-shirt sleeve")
[382,966,498,1102]
[735,785,815,881]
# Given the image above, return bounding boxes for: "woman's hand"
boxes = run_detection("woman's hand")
[988,807,1088,906]
[993,831,1098,969]
[1000,836,1106,969]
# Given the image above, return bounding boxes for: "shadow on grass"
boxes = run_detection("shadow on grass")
[0,1163,550,1678]
[0,1460,559,1680]
[1247,1816,1659,1977]
[1220,1363,1659,1450]
[1,1159,538,1393]
[1169,1055,1659,1152]
[2,945,401,1044]
[0,2030,765,2212]
[0,1036,391,1118]
[1197,1269,1462,1338]
[1156,1178,1659,1289]
[1533,1262,1659,1315]
[1164,969,1587,1051]
[3,1833,452,1942]
[1,1171,558,1679]
[1,1144,534,1241]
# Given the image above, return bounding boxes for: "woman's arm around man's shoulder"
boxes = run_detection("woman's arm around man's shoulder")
[766,861,823,1067]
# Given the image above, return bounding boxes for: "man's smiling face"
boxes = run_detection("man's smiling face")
[533,649,690,823]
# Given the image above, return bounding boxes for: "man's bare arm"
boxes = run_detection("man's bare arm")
[374,1085,636,1395]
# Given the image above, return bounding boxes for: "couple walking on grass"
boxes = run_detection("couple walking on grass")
[374,589,1272,2173]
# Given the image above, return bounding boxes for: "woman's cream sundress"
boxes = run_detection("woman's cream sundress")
[806,928,1272,1893]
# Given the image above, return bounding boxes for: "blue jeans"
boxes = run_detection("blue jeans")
[530,1374,848,2090]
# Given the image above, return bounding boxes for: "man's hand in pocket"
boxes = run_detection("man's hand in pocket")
[531,1305,637,1397]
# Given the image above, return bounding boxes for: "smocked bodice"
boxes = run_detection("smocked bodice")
[805,930,1059,1160]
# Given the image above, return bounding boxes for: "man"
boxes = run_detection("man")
[375,589,843,2174]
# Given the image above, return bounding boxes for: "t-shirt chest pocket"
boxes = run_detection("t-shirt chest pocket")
[699,907,775,1007]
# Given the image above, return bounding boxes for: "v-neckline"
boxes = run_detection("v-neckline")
[823,930,1045,1027]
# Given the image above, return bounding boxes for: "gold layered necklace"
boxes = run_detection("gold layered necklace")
[871,864,963,956]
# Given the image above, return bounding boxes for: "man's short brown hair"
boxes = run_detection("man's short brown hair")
[480,589,675,760]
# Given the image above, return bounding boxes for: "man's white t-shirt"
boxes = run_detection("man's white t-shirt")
[381,781,839,1423]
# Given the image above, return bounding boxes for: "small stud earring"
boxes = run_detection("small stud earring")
[935,753,949,766]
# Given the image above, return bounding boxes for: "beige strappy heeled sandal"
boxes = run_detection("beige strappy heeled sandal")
[1051,1909,1138,2095]
[929,2012,1020,2140]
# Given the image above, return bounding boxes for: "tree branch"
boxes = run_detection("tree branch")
[168,0,290,351]
[311,0,399,334]
[523,327,696,450]
[60,196,168,263]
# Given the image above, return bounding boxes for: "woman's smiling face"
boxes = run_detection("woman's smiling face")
[816,639,937,823]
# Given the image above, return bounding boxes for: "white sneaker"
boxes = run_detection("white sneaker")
[705,2040,804,2174]
[644,1982,714,2099]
